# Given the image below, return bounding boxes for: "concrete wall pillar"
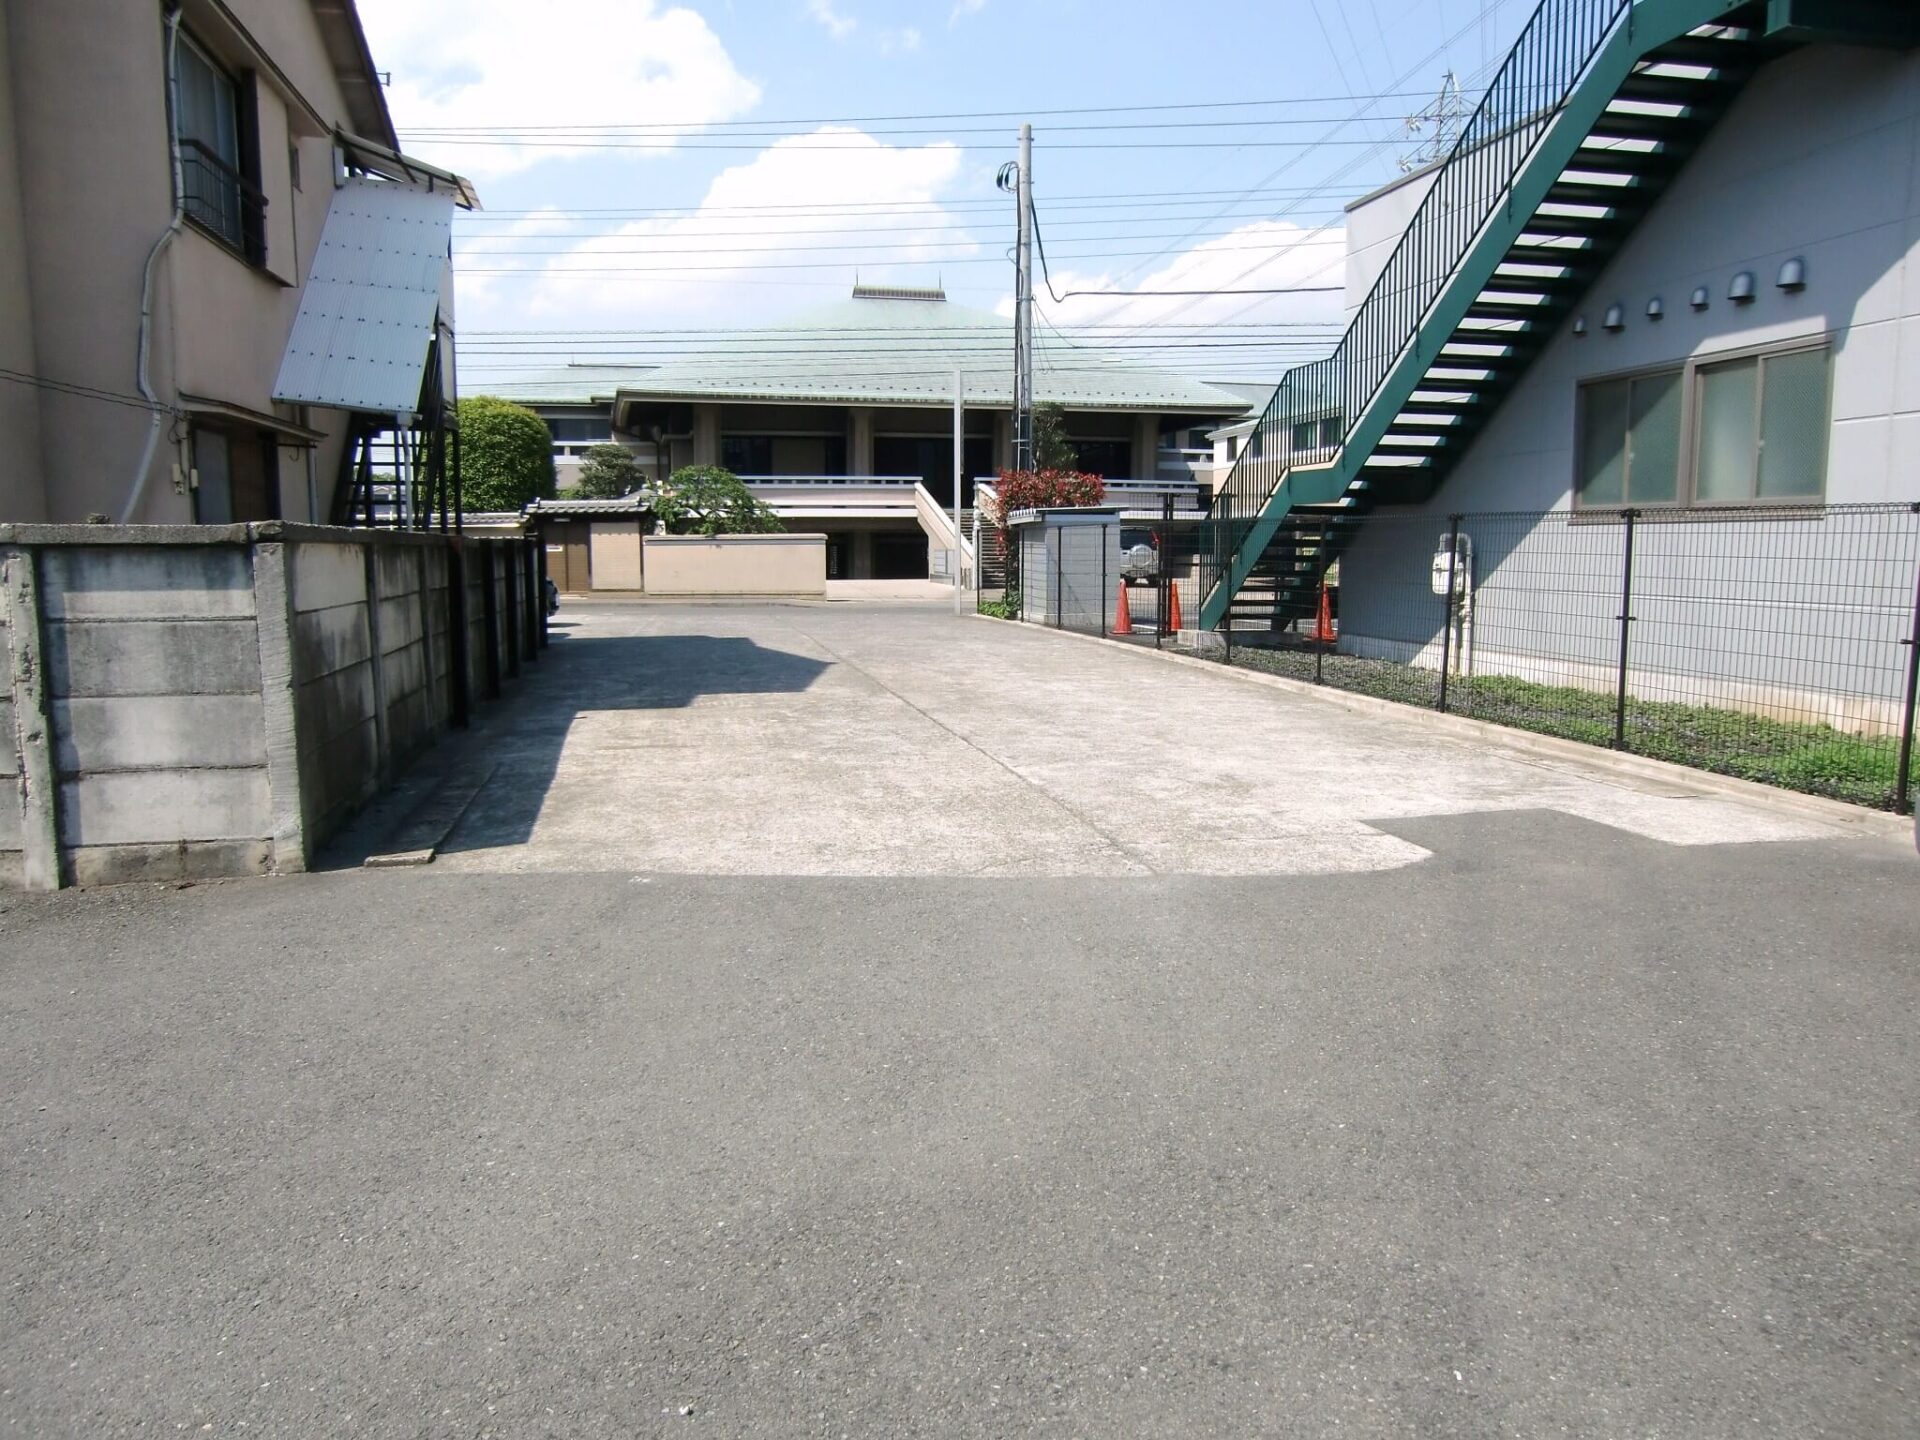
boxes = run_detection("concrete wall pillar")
[251,543,306,873]
[1131,413,1161,483]
[993,411,1013,471]
[2,547,58,889]
[848,407,876,476]
[692,404,721,466]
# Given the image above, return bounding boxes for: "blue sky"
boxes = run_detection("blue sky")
[355,0,1532,387]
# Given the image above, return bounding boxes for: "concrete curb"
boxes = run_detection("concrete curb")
[974,612,1915,843]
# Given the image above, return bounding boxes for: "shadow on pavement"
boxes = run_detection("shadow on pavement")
[320,632,830,865]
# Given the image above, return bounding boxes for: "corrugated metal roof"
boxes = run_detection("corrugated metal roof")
[273,177,455,415]
[604,294,1249,413]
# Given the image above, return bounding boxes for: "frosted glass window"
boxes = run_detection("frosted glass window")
[1696,358,1758,502]
[1694,348,1829,502]
[1577,378,1629,506]
[1757,348,1830,498]
[1626,369,1680,504]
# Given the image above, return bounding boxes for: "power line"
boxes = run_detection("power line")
[402,89,1438,133]
[0,367,180,416]
[411,136,1417,152]
[455,235,1350,258]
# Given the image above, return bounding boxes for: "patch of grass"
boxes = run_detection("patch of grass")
[977,584,1020,620]
[1227,650,1909,809]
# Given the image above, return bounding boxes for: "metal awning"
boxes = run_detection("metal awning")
[272,175,458,416]
[177,394,328,444]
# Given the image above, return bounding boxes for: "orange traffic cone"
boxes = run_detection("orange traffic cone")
[1165,582,1183,636]
[1313,584,1336,643]
[1112,581,1134,636]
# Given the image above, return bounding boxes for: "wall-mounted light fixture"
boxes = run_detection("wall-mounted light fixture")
[1572,315,1588,336]
[1646,296,1665,321]
[1729,270,1757,304]
[1690,286,1711,311]
[1602,303,1625,331]
[1777,256,1807,292]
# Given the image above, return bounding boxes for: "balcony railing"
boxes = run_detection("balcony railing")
[180,138,266,264]
[737,474,921,486]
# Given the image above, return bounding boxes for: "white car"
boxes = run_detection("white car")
[1119,527,1158,583]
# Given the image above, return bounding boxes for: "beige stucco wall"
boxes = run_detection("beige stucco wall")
[642,534,827,597]
[0,0,375,525]
[588,521,644,591]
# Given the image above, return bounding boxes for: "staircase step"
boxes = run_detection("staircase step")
[1614,73,1722,105]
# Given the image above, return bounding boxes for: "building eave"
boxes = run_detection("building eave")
[309,0,399,150]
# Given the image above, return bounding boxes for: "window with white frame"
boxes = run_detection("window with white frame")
[1575,342,1830,508]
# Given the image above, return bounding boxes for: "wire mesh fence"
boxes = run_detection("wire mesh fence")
[990,502,1920,811]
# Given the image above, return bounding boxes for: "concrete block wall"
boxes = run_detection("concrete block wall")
[38,543,271,886]
[288,541,382,847]
[0,580,17,888]
[2,525,537,889]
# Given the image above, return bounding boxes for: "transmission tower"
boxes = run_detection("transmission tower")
[1399,71,1465,173]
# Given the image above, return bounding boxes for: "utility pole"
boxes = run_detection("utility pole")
[1014,122,1034,471]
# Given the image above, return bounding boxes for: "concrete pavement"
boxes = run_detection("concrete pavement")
[3,601,1916,1438]
[350,601,1868,878]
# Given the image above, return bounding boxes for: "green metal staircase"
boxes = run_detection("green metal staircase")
[1200,0,1911,631]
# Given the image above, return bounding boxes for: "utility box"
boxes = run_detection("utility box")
[1012,506,1123,629]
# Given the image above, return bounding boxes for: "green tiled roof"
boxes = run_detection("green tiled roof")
[601,293,1249,412]
[468,364,661,406]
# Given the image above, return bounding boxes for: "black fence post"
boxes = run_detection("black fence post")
[1053,527,1063,630]
[1613,508,1639,750]
[1159,493,1174,652]
[1437,515,1460,712]
[1100,524,1109,637]
[1895,513,1920,813]
[1315,517,1328,686]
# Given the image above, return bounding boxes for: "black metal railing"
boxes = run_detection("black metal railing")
[180,138,267,264]
[1204,0,1639,606]
[1216,503,1920,813]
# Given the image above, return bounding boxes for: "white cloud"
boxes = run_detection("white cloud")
[805,0,858,39]
[880,26,923,53]
[452,129,976,335]
[949,0,987,24]
[357,0,762,179]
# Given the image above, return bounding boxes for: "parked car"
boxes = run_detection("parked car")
[1119,527,1158,583]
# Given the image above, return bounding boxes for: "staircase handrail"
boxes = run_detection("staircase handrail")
[1208,0,1638,568]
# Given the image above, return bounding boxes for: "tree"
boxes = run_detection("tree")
[456,396,556,512]
[574,443,643,499]
[651,465,783,536]
[1032,401,1077,471]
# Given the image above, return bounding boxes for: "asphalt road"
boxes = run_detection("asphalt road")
[3,806,1916,1437]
